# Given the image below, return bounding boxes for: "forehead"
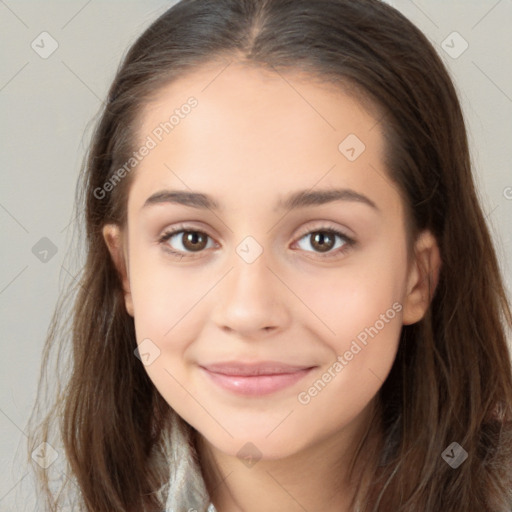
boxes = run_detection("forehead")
[137,60,382,146]
[128,60,399,217]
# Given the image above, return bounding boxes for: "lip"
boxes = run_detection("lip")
[199,361,316,396]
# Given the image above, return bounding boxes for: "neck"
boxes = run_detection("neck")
[196,400,382,512]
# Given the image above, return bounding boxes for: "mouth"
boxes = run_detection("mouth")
[199,361,316,396]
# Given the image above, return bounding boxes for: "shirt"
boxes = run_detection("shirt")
[159,413,218,512]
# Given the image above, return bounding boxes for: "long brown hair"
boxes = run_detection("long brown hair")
[26,0,512,510]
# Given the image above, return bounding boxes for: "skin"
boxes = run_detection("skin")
[103,60,441,512]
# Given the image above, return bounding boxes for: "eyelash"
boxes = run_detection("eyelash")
[157,223,356,260]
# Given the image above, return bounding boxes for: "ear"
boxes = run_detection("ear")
[102,224,134,317]
[402,230,441,325]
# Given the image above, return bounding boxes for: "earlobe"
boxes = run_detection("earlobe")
[402,230,442,325]
[102,224,134,317]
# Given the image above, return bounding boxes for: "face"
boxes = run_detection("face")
[103,61,439,462]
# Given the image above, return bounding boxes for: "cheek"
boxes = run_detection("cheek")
[293,252,406,345]
[302,272,403,385]
[293,273,404,440]
[292,248,406,399]
[128,245,203,340]
[127,247,217,399]
[126,250,203,410]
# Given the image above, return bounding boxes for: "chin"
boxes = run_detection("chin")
[198,425,311,464]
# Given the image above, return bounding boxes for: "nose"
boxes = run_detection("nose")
[210,249,291,338]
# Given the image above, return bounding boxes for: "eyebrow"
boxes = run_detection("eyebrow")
[141,188,379,213]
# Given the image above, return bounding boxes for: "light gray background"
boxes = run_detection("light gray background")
[1,1,511,509]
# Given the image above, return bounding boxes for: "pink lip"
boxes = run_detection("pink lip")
[200,361,316,396]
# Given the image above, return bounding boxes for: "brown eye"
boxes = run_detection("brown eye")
[294,227,354,258]
[309,231,336,253]
[159,228,215,256]
[181,231,208,252]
